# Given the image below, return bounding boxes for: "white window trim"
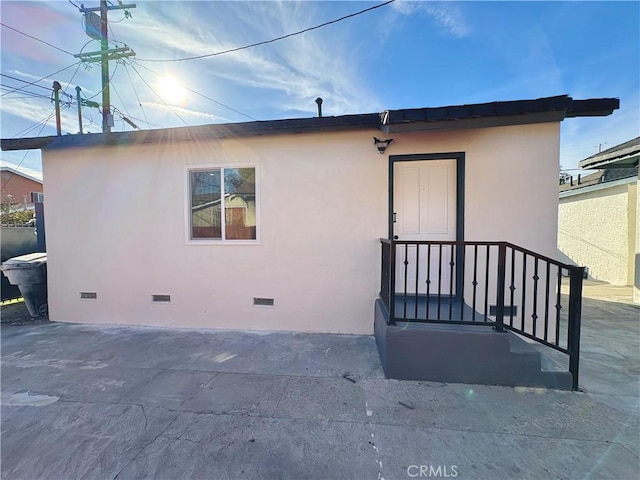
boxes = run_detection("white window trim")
[184,163,261,246]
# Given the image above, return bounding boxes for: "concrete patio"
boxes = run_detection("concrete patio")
[1,287,638,480]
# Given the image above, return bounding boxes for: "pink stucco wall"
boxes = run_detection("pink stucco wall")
[42,122,560,333]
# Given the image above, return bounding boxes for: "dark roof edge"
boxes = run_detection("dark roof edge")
[566,98,620,117]
[1,113,381,152]
[578,136,640,169]
[1,95,620,152]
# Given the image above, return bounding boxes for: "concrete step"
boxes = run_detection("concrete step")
[374,299,573,390]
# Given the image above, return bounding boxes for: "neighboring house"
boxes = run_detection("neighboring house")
[0,164,44,208]
[0,164,43,300]
[1,94,619,389]
[559,137,639,303]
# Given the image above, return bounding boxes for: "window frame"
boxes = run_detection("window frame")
[30,192,44,203]
[184,163,260,245]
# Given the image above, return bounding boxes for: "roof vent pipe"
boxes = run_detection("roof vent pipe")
[315,97,323,117]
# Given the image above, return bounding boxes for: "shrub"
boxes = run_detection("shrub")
[1,210,34,225]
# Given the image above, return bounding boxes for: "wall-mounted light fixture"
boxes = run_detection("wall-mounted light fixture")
[373,137,394,154]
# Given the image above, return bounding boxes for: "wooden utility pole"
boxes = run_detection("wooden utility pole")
[52,81,62,136]
[100,0,110,133]
[75,1,136,133]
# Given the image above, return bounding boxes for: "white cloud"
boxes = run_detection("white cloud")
[392,0,470,38]
[125,1,382,117]
[1,100,85,139]
[141,102,223,122]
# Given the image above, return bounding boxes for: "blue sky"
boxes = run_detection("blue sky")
[1,0,638,174]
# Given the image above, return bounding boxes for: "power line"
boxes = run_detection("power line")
[136,0,396,62]
[2,62,81,103]
[119,112,163,129]
[59,62,84,101]
[128,63,189,127]
[83,60,121,100]
[132,62,257,121]
[0,74,52,92]
[0,85,51,100]
[122,61,150,127]
[0,62,82,97]
[0,84,50,96]
[110,80,136,129]
[11,109,57,138]
[1,109,56,193]
[0,22,75,56]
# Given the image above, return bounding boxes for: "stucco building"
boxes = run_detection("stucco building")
[1,94,620,388]
[559,137,639,302]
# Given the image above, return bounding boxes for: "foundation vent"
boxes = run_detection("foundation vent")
[253,297,274,306]
[152,294,171,303]
[80,292,97,299]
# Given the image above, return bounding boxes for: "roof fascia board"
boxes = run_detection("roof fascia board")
[1,136,55,151]
[1,95,620,152]
[1,118,380,152]
[566,98,621,117]
[380,111,565,134]
[578,149,640,170]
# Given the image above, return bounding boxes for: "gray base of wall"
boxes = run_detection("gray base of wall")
[374,299,573,390]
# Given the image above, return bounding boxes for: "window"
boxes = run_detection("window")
[188,166,257,242]
[30,192,44,203]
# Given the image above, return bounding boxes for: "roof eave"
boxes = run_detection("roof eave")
[1,136,56,151]
[578,151,640,170]
[565,98,621,118]
[578,136,640,170]
[1,95,621,152]
[1,115,381,152]
[0,166,44,183]
[380,111,566,134]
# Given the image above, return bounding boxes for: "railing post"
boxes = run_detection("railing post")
[389,240,396,325]
[494,242,507,332]
[380,242,384,304]
[568,266,584,390]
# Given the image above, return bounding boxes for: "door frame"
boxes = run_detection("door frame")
[388,152,466,297]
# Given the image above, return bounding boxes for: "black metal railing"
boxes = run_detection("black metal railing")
[379,239,584,390]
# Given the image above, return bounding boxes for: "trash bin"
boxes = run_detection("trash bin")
[1,253,48,318]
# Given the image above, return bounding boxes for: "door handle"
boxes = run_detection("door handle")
[393,235,399,240]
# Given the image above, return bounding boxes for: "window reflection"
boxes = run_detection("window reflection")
[189,167,256,241]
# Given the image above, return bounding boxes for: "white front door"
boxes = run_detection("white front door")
[393,159,457,295]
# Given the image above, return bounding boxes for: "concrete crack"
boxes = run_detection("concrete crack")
[270,376,292,418]
[139,404,148,431]
[112,411,181,480]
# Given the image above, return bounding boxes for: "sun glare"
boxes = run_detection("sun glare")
[157,76,187,105]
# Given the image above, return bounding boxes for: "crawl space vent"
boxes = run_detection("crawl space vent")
[253,297,274,306]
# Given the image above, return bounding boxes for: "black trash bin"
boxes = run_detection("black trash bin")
[1,253,48,318]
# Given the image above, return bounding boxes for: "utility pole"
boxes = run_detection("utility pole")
[100,0,110,133]
[53,81,62,136]
[75,1,136,133]
[75,86,83,134]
